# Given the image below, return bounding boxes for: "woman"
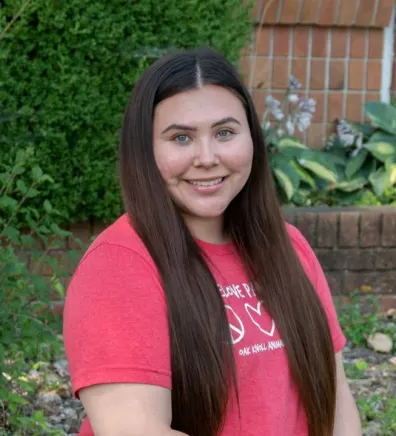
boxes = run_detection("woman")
[63,47,361,436]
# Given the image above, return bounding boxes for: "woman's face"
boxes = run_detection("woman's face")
[153,84,253,226]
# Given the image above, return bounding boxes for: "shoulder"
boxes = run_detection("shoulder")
[68,214,161,292]
[84,214,152,262]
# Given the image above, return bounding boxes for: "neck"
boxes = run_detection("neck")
[183,214,227,245]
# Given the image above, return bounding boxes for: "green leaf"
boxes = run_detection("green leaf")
[363,141,396,163]
[20,234,36,247]
[277,136,308,158]
[15,150,25,164]
[271,155,300,200]
[26,188,40,198]
[332,176,367,192]
[2,226,20,243]
[345,150,368,179]
[289,161,316,188]
[16,180,28,195]
[13,166,25,175]
[369,167,394,196]
[274,168,297,200]
[298,159,338,183]
[0,195,18,210]
[31,166,43,181]
[364,101,396,135]
[43,199,53,213]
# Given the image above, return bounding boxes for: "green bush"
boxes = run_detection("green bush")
[1,0,253,225]
[0,147,81,433]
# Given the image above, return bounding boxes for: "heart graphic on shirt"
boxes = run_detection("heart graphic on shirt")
[225,305,245,344]
[245,302,275,337]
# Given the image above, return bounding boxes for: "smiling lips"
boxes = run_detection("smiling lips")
[185,176,227,191]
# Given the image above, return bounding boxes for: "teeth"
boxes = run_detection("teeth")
[189,178,223,187]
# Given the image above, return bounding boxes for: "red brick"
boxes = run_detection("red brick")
[356,0,377,26]
[344,271,396,294]
[316,249,345,270]
[325,272,343,295]
[252,57,271,89]
[339,212,359,247]
[368,29,384,59]
[310,92,325,122]
[327,93,345,122]
[365,92,381,104]
[310,60,326,90]
[348,60,365,90]
[376,249,396,270]
[350,29,367,58]
[293,26,310,57]
[344,249,376,270]
[252,89,267,121]
[255,26,272,56]
[296,211,317,247]
[346,93,364,122]
[240,56,251,86]
[307,123,325,148]
[317,212,338,248]
[261,0,281,23]
[375,0,394,27]
[279,0,300,23]
[312,27,328,57]
[382,212,396,246]
[318,0,338,25]
[92,222,108,237]
[337,0,358,26]
[378,295,396,313]
[272,58,289,88]
[273,26,290,56]
[360,212,381,247]
[329,60,345,90]
[291,58,308,86]
[367,61,382,90]
[331,28,348,58]
[282,208,296,225]
[300,0,321,24]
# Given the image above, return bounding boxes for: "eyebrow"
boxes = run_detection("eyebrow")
[161,116,241,134]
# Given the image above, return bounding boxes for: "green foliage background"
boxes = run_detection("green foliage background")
[1,0,253,224]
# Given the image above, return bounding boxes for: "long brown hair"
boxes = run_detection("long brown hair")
[119,48,336,436]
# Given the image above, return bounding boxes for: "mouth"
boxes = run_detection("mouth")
[186,177,226,187]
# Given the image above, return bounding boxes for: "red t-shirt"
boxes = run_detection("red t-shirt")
[63,214,346,436]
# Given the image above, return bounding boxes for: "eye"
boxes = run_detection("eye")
[173,134,191,144]
[216,129,234,139]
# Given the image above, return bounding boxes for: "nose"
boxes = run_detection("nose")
[193,139,219,168]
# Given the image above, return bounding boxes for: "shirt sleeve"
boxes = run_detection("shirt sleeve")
[63,243,171,398]
[287,225,347,353]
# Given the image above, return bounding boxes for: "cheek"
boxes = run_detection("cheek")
[154,145,190,182]
[228,139,254,174]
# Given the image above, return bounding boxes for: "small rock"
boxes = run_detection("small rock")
[389,356,396,366]
[367,333,393,354]
[35,391,62,413]
[385,308,396,319]
[54,359,69,378]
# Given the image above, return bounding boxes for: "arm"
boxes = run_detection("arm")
[333,351,362,436]
[79,383,188,436]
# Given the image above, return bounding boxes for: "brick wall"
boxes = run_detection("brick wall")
[42,207,396,315]
[242,0,395,147]
[284,206,396,311]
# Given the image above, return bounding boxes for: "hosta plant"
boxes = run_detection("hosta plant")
[262,75,346,204]
[324,101,396,205]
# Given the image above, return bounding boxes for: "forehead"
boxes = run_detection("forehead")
[153,85,247,127]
